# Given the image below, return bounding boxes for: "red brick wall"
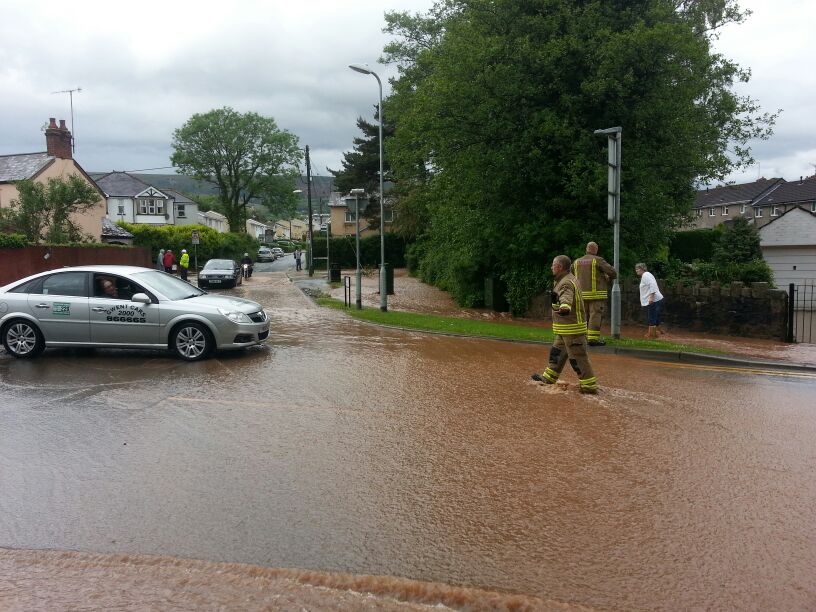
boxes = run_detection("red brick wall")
[0,246,151,286]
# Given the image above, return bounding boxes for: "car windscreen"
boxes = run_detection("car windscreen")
[133,270,204,300]
[203,259,234,270]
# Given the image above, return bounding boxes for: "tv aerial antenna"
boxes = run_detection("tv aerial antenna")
[51,87,82,152]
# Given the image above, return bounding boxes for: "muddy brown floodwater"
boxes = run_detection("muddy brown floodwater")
[1,272,815,610]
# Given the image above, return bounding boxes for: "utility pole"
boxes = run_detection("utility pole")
[594,127,622,339]
[51,87,82,153]
[305,145,314,277]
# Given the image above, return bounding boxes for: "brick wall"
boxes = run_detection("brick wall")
[0,246,151,287]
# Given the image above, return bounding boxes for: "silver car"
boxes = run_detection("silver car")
[0,265,269,361]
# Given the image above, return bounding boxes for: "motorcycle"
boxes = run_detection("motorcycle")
[242,263,253,279]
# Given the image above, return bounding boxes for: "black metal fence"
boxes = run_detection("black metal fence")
[787,282,816,343]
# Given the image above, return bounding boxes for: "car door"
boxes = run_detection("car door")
[89,274,160,346]
[26,271,90,344]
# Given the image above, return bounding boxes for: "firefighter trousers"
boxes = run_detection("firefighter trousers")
[540,334,598,390]
[585,299,605,342]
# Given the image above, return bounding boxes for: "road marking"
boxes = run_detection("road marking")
[648,361,816,379]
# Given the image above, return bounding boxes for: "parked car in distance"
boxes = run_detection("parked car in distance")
[257,247,275,262]
[0,265,269,361]
[197,259,242,289]
[270,247,285,259]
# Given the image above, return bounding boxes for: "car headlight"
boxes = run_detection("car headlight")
[218,308,251,323]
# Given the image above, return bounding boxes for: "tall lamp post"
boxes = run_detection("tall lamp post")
[594,126,622,339]
[350,188,365,309]
[349,63,387,312]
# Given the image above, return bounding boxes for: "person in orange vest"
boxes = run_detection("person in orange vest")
[572,242,617,346]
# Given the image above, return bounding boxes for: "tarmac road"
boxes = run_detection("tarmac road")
[1,271,815,610]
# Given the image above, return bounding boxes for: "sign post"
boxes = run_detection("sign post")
[191,230,200,274]
[594,127,622,339]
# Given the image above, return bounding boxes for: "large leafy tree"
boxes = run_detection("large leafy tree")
[1,176,101,243]
[171,107,302,232]
[383,0,777,312]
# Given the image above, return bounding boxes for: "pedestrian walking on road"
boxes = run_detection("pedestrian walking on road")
[635,263,665,338]
[157,249,165,271]
[532,255,599,394]
[179,249,190,281]
[294,248,302,271]
[163,249,175,274]
[572,241,617,346]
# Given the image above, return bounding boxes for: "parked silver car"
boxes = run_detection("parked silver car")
[0,266,269,361]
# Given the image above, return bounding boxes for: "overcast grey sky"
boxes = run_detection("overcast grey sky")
[1,0,813,187]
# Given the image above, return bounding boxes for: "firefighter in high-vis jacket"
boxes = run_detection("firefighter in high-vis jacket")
[572,241,617,346]
[532,255,599,394]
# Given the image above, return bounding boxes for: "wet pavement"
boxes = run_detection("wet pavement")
[2,271,815,610]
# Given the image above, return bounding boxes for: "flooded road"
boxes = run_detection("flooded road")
[2,272,815,610]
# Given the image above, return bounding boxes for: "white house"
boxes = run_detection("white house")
[94,171,199,226]
[759,206,816,288]
[246,218,268,240]
[198,210,229,233]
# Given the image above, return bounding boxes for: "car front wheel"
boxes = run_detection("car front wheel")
[171,322,213,361]
[2,319,45,358]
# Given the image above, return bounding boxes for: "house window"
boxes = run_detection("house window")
[177,204,186,218]
[721,206,728,215]
[138,198,165,215]
[811,202,815,213]
[383,209,394,222]
[755,207,763,218]
[740,204,746,214]
[345,210,357,222]
[771,206,780,216]
[695,209,702,217]
[117,204,125,216]
[709,208,716,217]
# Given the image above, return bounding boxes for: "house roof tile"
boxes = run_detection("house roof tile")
[694,177,784,208]
[94,171,151,196]
[753,176,816,206]
[0,152,53,182]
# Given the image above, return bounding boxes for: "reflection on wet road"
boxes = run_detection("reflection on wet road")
[1,272,815,610]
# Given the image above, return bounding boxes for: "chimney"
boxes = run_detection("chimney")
[45,117,73,159]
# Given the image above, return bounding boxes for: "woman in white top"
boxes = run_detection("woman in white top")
[635,263,665,338]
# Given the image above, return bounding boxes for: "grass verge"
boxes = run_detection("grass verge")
[316,298,724,354]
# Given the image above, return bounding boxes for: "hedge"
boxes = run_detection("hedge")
[669,227,723,262]
[0,233,29,248]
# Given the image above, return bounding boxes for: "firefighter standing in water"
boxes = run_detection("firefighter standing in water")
[532,255,599,394]
[572,241,617,346]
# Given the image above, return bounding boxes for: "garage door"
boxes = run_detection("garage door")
[762,246,816,288]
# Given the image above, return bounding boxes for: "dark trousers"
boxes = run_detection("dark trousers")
[647,298,664,325]
[180,267,188,281]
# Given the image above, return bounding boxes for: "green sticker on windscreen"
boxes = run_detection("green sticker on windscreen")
[52,302,71,316]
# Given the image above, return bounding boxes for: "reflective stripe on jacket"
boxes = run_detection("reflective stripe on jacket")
[572,254,617,300]
[551,273,587,335]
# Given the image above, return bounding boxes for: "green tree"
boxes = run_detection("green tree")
[171,107,302,233]
[1,176,101,243]
[713,217,762,265]
[383,0,777,312]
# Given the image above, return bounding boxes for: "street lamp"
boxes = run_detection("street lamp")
[349,63,387,312]
[594,126,622,339]
[350,188,365,309]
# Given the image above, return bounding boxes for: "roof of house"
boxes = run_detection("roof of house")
[694,177,785,209]
[94,171,152,197]
[0,152,54,183]
[101,217,134,239]
[753,175,816,206]
[199,210,227,220]
[163,188,195,204]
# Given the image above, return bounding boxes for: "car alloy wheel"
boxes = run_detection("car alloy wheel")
[2,319,45,358]
[172,322,212,361]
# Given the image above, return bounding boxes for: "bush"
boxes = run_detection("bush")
[123,223,259,269]
[310,233,407,270]
[0,233,29,248]
[693,260,774,286]
[669,227,722,262]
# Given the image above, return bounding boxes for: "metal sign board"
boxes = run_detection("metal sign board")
[191,230,200,245]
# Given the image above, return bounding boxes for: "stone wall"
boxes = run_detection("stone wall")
[527,280,789,340]
[620,280,788,340]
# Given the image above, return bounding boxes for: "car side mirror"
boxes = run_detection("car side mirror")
[131,293,151,304]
